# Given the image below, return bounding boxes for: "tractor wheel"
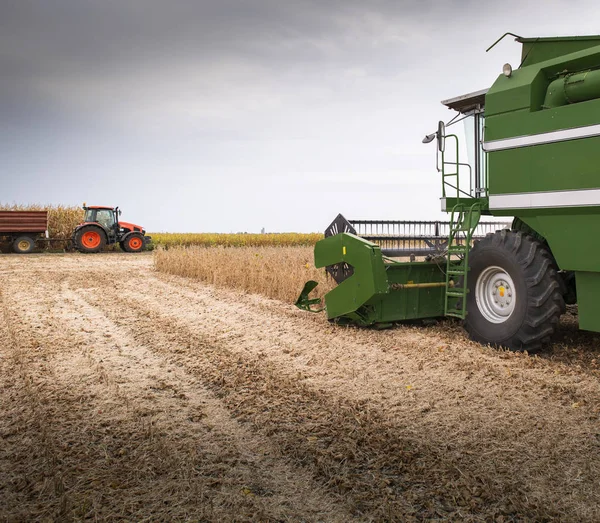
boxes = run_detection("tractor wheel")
[13,236,35,254]
[119,241,126,251]
[74,225,106,253]
[464,230,565,353]
[122,233,144,253]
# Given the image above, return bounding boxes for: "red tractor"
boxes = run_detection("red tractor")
[72,205,151,253]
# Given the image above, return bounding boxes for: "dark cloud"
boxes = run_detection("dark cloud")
[1,0,474,87]
[1,0,456,139]
[1,2,410,124]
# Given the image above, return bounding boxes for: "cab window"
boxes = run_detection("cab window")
[96,210,115,228]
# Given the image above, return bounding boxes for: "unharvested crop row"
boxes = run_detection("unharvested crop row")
[150,232,323,248]
[154,245,334,303]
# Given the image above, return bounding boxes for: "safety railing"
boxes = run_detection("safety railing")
[349,219,510,257]
[439,134,476,200]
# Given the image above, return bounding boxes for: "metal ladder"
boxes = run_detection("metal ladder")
[444,202,482,319]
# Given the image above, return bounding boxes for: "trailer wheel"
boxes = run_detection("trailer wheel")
[122,233,144,253]
[465,230,565,352]
[74,225,106,253]
[13,236,35,254]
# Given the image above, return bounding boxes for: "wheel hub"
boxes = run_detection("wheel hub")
[475,266,516,323]
[82,231,101,249]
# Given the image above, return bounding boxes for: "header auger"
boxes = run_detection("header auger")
[297,34,600,352]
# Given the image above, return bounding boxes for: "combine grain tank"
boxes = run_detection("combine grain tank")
[297,34,600,352]
[0,211,48,253]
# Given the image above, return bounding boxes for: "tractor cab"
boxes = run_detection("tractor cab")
[82,206,121,238]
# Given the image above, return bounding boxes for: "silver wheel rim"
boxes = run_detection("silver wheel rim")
[475,266,516,324]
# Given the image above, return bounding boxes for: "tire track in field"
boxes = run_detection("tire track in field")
[53,281,352,521]
[0,275,87,521]
[73,285,446,520]
[0,265,351,522]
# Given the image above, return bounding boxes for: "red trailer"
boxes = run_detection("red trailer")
[0,211,49,253]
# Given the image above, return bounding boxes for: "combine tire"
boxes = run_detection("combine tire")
[74,226,106,253]
[122,233,144,253]
[465,230,565,353]
[13,236,35,254]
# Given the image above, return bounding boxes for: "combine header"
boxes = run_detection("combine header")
[297,34,600,352]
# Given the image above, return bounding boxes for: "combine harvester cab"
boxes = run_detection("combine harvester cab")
[298,34,600,352]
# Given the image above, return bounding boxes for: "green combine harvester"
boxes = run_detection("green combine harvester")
[297,33,600,352]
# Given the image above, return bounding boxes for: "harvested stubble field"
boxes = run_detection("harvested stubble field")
[2,253,600,522]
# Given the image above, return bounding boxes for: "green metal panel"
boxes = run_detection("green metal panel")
[486,97,600,142]
[573,272,600,332]
[488,133,600,196]
[314,233,388,320]
[519,215,600,272]
[485,67,545,116]
[518,36,600,67]
[442,197,489,214]
[367,263,447,323]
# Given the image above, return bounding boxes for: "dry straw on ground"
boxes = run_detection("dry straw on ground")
[154,245,335,302]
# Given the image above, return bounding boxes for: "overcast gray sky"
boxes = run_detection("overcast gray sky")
[1,0,599,232]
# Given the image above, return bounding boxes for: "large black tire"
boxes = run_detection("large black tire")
[74,225,107,253]
[122,233,145,253]
[13,236,35,254]
[512,216,576,305]
[464,230,565,352]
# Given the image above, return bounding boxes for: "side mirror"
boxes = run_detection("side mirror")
[119,210,122,216]
[437,120,445,152]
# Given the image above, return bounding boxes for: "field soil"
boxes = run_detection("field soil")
[2,253,600,521]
